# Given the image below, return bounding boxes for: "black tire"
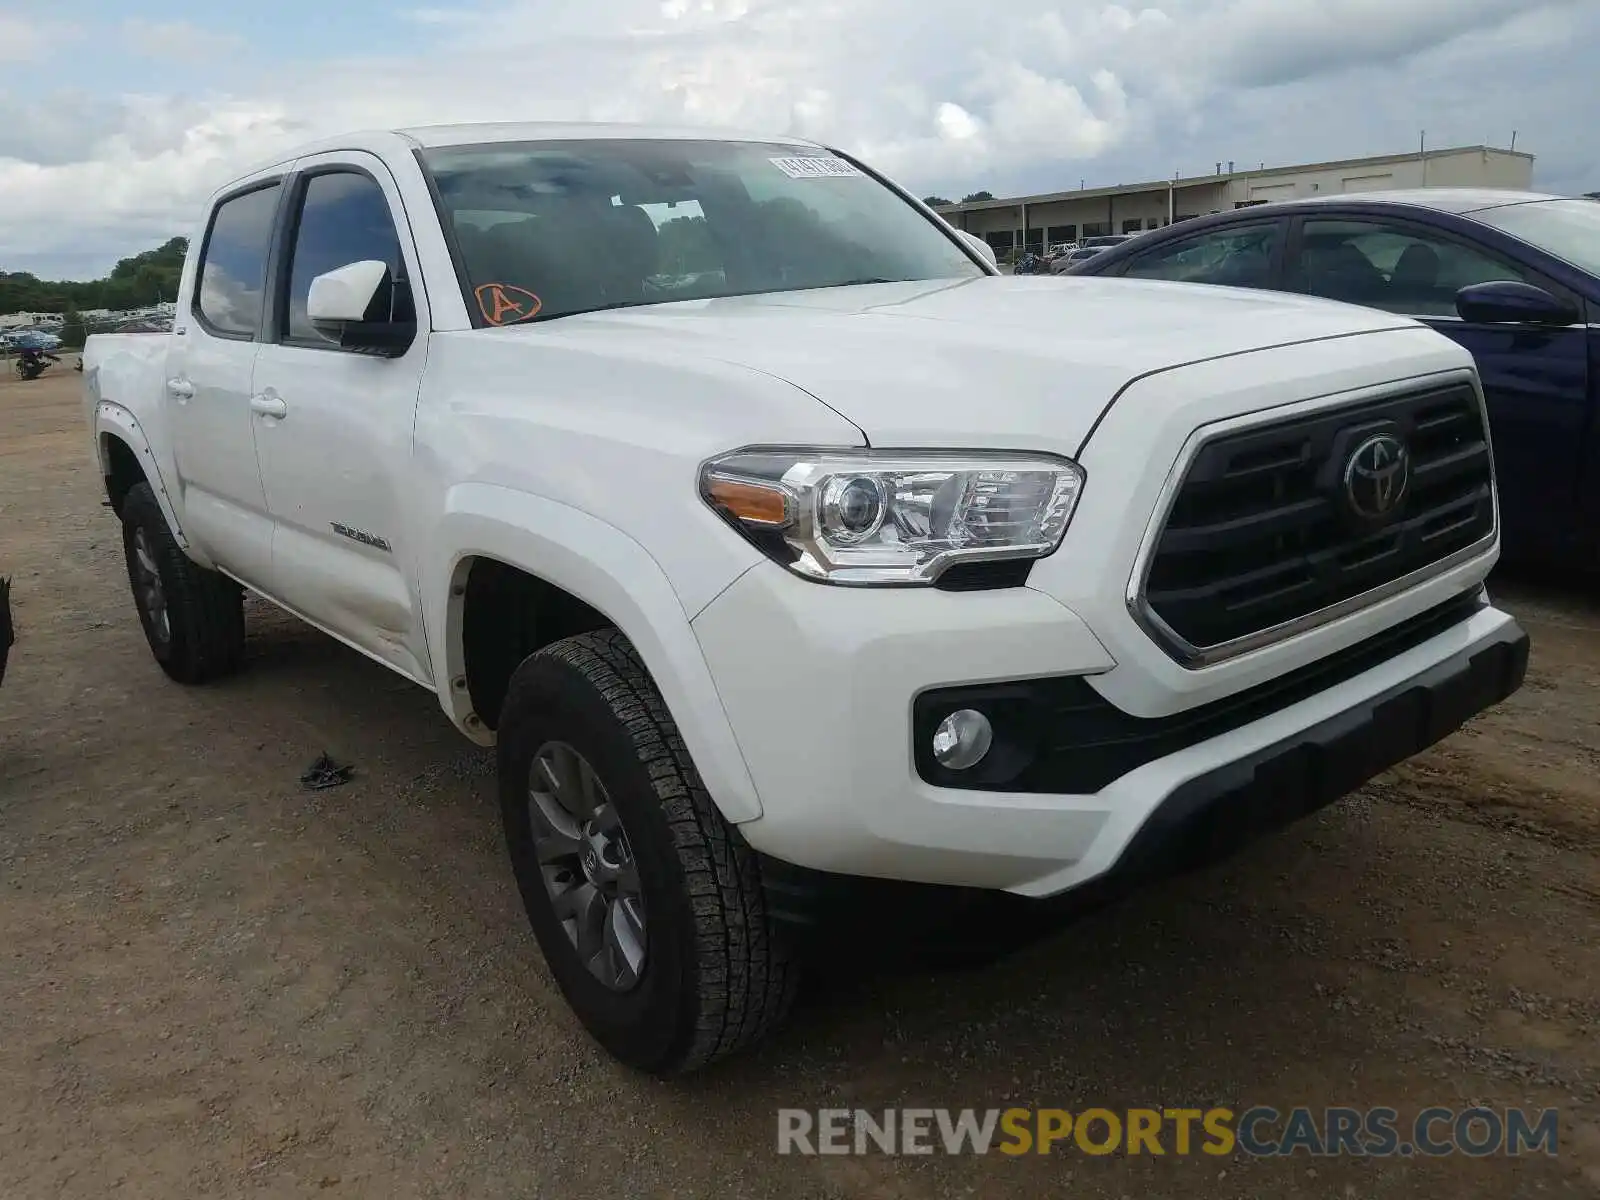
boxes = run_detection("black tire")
[120,482,245,684]
[498,629,796,1076]
[0,574,12,688]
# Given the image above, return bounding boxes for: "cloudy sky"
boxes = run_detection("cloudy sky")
[2,0,1596,280]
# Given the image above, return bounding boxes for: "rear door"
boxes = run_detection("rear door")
[1586,313,1600,567]
[167,178,284,583]
[1283,213,1591,565]
[248,151,434,684]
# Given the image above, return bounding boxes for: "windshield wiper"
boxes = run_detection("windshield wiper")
[525,300,650,323]
[519,279,902,324]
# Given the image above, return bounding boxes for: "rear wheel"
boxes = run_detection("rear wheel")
[120,482,245,684]
[498,629,796,1075]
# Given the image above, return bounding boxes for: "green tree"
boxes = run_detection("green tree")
[100,277,139,311]
[961,190,994,203]
[60,303,88,350]
[0,236,187,316]
[655,215,720,277]
[922,195,953,207]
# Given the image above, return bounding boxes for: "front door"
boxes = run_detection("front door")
[249,153,433,684]
[1432,310,1589,566]
[167,178,283,584]
[1285,215,1591,565]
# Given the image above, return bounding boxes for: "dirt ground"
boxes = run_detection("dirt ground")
[2,366,1597,1199]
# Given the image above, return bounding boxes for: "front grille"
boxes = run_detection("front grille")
[1139,382,1494,657]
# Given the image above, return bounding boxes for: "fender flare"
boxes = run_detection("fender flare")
[427,482,763,824]
[94,400,190,551]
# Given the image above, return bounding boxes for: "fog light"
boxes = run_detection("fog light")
[931,709,993,770]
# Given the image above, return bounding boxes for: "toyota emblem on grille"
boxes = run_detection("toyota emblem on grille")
[1343,432,1411,520]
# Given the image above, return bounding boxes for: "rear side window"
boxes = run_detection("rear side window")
[196,184,281,338]
[282,170,409,345]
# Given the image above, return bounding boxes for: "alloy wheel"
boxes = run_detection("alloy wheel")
[131,527,170,644]
[527,741,647,991]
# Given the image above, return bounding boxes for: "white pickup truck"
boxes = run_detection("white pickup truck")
[84,121,1528,1076]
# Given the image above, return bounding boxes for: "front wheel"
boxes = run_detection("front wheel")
[498,629,796,1076]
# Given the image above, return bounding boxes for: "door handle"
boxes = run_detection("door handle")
[250,394,288,419]
[166,378,194,400]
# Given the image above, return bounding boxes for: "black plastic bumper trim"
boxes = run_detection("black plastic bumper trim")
[1103,616,1527,885]
[761,617,1528,945]
[913,587,1489,794]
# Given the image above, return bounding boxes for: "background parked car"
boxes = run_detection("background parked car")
[2,328,62,353]
[1051,246,1104,271]
[1064,189,1600,572]
[1049,233,1138,273]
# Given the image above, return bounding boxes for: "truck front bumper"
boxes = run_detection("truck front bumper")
[691,563,1527,901]
[1064,609,1525,889]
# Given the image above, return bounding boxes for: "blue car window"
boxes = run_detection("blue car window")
[1117,223,1278,289]
[1291,218,1531,317]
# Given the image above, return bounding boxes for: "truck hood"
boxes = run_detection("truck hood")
[530,275,1420,454]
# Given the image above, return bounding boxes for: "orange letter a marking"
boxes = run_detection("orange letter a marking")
[475,283,543,325]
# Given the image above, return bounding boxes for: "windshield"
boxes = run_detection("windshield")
[1473,199,1600,278]
[418,139,986,325]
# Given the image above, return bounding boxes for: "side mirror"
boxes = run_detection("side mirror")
[956,230,998,267]
[306,259,416,356]
[1455,280,1578,327]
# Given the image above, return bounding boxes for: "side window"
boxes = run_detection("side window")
[1118,223,1280,288]
[1289,218,1531,317]
[283,171,409,345]
[196,183,281,338]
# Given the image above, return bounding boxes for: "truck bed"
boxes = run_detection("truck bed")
[81,332,169,434]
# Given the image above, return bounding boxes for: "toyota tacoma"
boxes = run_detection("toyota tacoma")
[82,122,1528,1076]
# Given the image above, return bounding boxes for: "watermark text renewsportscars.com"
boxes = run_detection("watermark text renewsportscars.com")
[776,1106,1560,1158]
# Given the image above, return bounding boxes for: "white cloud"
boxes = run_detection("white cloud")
[936,103,981,143]
[980,62,1127,157]
[0,11,76,62]
[661,0,753,20]
[1170,0,1530,87]
[121,19,246,62]
[0,100,305,271]
[1,0,1596,278]
[402,8,467,23]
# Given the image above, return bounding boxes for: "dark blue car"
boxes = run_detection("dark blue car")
[1066,189,1600,571]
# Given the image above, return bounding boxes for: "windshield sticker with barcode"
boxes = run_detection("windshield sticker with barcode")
[770,156,864,179]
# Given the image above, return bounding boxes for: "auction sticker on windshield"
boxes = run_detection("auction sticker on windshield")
[770,156,864,179]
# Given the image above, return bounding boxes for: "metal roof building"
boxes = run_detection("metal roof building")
[937,144,1535,257]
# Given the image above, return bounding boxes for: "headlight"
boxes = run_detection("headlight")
[699,448,1085,585]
